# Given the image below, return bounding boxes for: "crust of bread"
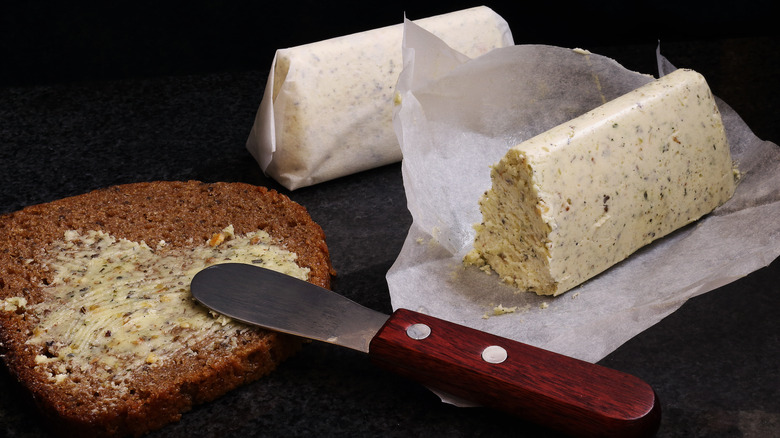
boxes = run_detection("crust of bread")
[0,181,334,437]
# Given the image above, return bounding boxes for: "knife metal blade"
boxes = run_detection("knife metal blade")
[191,262,387,353]
[191,263,661,438]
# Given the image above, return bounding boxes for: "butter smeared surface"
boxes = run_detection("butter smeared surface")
[27,225,308,386]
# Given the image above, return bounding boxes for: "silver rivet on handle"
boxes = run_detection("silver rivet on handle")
[482,345,508,364]
[406,323,431,340]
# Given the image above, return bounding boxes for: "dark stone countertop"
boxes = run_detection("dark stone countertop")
[1,3,778,437]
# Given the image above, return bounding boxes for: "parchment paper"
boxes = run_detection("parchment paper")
[387,19,780,364]
[246,7,513,190]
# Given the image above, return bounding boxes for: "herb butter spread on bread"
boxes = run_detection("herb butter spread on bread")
[0,181,334,437]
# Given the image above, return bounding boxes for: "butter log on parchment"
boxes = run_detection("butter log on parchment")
[465,69,738,296]
[246,6,513,190]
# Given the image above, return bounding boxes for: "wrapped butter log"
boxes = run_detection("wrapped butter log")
[247,6,513,190]
[465,68,737,296]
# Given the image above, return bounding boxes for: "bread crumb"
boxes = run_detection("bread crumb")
[1,296,27,312]
[493,304,518,315]
[208,225,236,247]
[35,354,56,364]
[482,303,521,318]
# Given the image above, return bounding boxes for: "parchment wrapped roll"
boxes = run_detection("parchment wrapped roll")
[247,6,513,190]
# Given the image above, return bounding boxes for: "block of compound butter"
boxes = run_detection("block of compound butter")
[465,69,737,296]
[247,6,513,190]
[0,181,334,437]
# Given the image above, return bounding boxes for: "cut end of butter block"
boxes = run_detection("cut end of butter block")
[467,69,737,296]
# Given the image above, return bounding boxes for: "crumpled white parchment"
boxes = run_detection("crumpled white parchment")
[387,19,780,364]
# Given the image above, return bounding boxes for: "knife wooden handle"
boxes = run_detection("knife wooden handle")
[369,308,660,437]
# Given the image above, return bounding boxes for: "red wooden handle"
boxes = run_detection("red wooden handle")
[369,309,660,437]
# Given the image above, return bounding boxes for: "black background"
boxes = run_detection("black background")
[1,2,779,437]
[2,1,777,86]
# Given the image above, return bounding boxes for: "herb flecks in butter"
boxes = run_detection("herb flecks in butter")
[466,69,736,296]
[27,225,308,386]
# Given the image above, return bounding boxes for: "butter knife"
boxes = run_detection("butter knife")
[190,263,660,437]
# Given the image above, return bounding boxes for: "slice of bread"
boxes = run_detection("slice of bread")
[0,181,334,437]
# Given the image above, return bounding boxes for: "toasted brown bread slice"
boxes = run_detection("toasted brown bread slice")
[0,181,334,437]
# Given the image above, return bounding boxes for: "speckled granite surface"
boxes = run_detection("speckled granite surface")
[1,3,778,436]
